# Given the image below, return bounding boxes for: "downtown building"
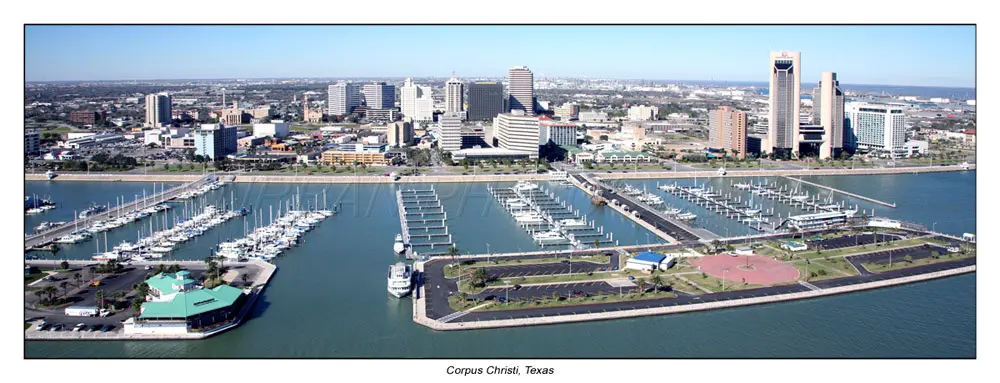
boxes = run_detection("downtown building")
[438,112,463,153]
[627,105,659,121]
[707,106,748,159]
[328,81,362,116]
[844,102,907,158]
[400,78,434,122]
[445,74,464,117]
[554,103,579,121]
[811,72,846,159]
[467,81,505,121]
[194,123,238,160]
[145,93,172,127]
[494,110,540,158]
[539,118,578,147]
[508,66,534,116]
[767,51,800,157]
[386,121,414,148]
[363,82,396,110]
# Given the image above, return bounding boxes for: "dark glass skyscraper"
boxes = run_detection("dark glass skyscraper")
[467,81,504,121]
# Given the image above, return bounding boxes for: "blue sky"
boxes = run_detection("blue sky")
[25,25,975,87]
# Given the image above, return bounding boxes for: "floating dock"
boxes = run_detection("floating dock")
[396,187,454,260]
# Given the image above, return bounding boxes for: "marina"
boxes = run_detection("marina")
[396,187,454,259]
[488,181,611,248]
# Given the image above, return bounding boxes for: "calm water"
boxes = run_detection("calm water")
[23,172,976,358]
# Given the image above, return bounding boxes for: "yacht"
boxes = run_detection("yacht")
[393,234,406,254]
[387,262,413,298]
[557,218,589,229]
[734,182,751,190]
[79,204,107,219]
[532,231,566,244]
[514,211,545,225]
[513,181,539,193]
[676,212,698,220]
[657,184,677,191]
[35,221,65,232]
[26,207,46,215]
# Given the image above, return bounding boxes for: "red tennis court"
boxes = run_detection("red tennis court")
[690,255,800,285]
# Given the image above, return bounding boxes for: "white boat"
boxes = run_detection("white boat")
[558,218,589,229]
[79,204,107,219]
[26,207,45,215]
[514,211,545,225]
[512,181,539,193]
[393,234,406,254]
[532,231,566,244]
[45,170,56,180]
[34,221,64,232]
[734,182,751,190]
[664,208,682,215]
[387,262,413,298]
[657,184,677,191]
[676,212,697,220]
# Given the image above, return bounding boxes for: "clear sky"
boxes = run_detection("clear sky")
[25,25,975,87]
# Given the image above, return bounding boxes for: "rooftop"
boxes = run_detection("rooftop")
[633,251,666,264]
[146,271,196,295]
[139,285,244,319]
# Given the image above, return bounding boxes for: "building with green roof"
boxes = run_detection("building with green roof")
[138,272,248,330]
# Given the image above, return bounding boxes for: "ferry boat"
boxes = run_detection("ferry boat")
[393,234,406,254]
[532,231,566,244]
[79,204,107,219]
[387,262,413,298]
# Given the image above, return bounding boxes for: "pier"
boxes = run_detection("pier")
[24,174,229,250]
[488,181,608,248]
[397,187,454,259]
[657,182,777,233]
[782,176,897,208]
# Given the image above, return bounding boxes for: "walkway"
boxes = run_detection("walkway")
[782,176,896,208]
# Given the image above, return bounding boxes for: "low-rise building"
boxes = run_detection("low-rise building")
[320,144,389,165]
[252,120,290,139]
[125,271,248,335]
[451,147,531,163]
[595,150,654,163]
[625,251,675,272]
[69,111,104,125]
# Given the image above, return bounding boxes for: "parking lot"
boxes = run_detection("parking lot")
[809,232,905,250]
[850,243,950,266]
[474,281,632,301]
[479,260,615,279]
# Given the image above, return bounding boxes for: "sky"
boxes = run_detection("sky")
[25,25,976,87]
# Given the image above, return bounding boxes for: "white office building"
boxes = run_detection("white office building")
[400,78,434,122]
[328,82,361,116]
[540,121,578,146]
[252,120,290,138]
[362,82,395,110]
[494,110,540,158]
[145,93,172,127]
[627,105,659,121]
[438,112,463,153]
[445,74,464,117]
[844,102,907,158]
[508,66,534,115]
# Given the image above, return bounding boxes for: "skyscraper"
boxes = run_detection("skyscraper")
[328,81,361,116]
[467,81,504,121]
[445,73,464,117]
[844,102,906,158]
[363,82,396,110]
[768,51,800,157]
[508,66,534,116]
[438,113,463,153]
[400,78,434,121]
[145,93,172,127]
[814,72,845,159]
[708,106,748,159]
[495,110,540,158]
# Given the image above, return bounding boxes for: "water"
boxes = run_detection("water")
[23,172,975,358]
[23,182,179,236]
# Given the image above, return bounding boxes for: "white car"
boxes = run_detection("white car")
[73,323,86,332]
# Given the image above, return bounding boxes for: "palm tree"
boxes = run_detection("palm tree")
[241,273,249,286]
[43,285,58,303]
[60,260,70,270]
[131,298,144,317]
[593,239,601,248]
[447,245,460,266]
[112,290,126,306]
[73,272,82,287]
[59,281,70,297]
[635,278,648,294]
[710,239,722,252]
[95,289,105,310]
[33,290,45,306]
[156,264,166,275]
[788,226,799,239]
[168,264,181,273]
[473,268,489,288]
[650,275,663,293]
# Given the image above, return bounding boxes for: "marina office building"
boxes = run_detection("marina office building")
[844,102,907,158]
[126,271,248,335]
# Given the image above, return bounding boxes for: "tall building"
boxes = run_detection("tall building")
[327,81,361,116]
[386,121,414,148]
[363,82,396,110]
[194,124,238,160]
[539,119,578,147]
[145,93,172,127]
[708,106,748,159]
[494,110,540,158]
[467,81,504,121]
[400,78,434,121]
[767,51,801,156]
[844,102,907,158]
[813,72,845,159]
[445,73,464,116]
[508,66,534,116]
[438,113,463,153]
[24,131,40,155]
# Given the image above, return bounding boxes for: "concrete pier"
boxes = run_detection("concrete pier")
[782,176,897,208]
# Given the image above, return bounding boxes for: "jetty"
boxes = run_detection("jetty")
[782,176,896,208]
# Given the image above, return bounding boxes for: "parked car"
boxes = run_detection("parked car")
[49,323,64,331]
[34,320,48,331]
[101,324,114,332]
[513,284,522,290]
[73,323,86,332]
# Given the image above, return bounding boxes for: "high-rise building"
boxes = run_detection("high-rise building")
[467,81,504,121]
[508,66,534,116]
[145,93,172,127]
[438,113,463,153]
[844,102,907,158]
[386,121,414,148]
[494,110,540,158]
[768,51,801,156]
[24,131,40,155]
[539,119,578,147]
[363,82,396,110]
[445,73,464,117]
[328,81,361,116]
[708,106,748,159]
[194,124,238,160]
[400,78,434,121]
[813,72,845,159]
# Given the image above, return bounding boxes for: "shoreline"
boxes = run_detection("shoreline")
[413,263,975,331]
[24,164,974,183]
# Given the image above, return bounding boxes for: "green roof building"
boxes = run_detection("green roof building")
[139,272,248,331]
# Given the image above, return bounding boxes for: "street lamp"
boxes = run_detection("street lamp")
[722,269,728,291]
[486,243,491,263]
[932,222,937,233]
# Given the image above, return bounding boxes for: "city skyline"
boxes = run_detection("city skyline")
[25,25,975,87]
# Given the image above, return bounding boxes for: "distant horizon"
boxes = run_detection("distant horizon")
[25,26,975,87]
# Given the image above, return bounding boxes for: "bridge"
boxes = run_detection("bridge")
[24,174,225,250]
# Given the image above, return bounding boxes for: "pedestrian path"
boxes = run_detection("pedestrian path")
[798,280,822,291]
[437,302,491,323]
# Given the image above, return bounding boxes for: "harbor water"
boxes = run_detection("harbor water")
[23,171,975,358]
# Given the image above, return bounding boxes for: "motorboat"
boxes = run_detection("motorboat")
[45,170,56,180]
[387,262,413,298]
[532,231,566,244]
[34,221,64,232]
[676,212,697,220]
[512,181,539,193]
[79,204,107,219]
[393,234,406,254]
[557,218,589,229]
[514,211,546,225]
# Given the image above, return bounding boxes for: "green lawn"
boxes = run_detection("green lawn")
[863,252,975,273]
[448,166,542,173]
[665,276,703,294]
[812,258,859,276]
[448,289,678,312]
[24,272,48,285]
[789,261,843,282]
[585,164,673,171]
[683,271,763,293]
[797,237,933,260]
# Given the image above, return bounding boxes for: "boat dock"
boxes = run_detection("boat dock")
[782,176,897,208]
[656,181,777,233]
[396,187,454,259]
[488,181,609,248]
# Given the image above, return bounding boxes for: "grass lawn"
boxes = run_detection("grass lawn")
[665,275,703,294]
[811,258,860,276]
[448,290,678,312]
[487,271,627,287]
[797,237,933,260]
[863,252,975,273]
[790,261,842,282]
[24,272,49,285]
[448,166,542,173]
[684,271,763,293]
[585,164,673,171]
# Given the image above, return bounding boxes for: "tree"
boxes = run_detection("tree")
[593,239,601,248]
[131,298,144,317]
[43,285,58,303]
[447,245,461,266]
[241,273,249,286]
[60,260,70,270]
[599,135,609,141]
[169,264,181,273]
[33,290,45,305]
[904,255,913,263]
[73,272,82,287]
[788,226,799,238]
[635,278,648,294]
[650,275,663,292]
[710,239,722,252]
[473,268,489,288]
[59,281,70,297]
[95,289,105,310]
[552,291,561,301]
